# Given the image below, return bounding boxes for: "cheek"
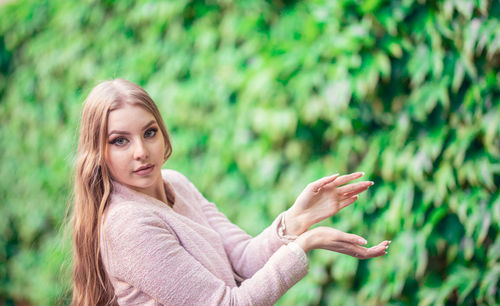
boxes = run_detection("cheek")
[159,140,167,159]
[151,137,166,158]
[106,148,130,174]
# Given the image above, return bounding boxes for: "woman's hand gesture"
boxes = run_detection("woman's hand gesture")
[285,172,374,236]
[295,226,390,258]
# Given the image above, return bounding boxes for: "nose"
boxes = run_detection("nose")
[133,139,149,160]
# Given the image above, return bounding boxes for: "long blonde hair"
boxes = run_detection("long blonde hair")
[71,79,172,305]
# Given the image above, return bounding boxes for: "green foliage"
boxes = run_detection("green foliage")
[1,0,499,304]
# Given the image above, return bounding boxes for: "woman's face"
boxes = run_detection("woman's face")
[105,103,166,197]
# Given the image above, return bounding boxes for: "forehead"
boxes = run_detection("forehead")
[107,104,155,131]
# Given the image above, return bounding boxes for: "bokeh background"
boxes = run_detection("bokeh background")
[1,0,499,304]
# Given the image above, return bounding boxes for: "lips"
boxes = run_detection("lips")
[133,164,154,176]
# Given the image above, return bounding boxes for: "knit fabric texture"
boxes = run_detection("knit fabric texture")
[99,169,309,305]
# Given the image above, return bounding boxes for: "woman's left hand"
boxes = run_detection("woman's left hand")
[284,172,373,236]
[294,226,390,257]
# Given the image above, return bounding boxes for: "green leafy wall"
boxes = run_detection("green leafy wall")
[0,0,499,304]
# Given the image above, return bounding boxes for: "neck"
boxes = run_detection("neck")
[147,182,168,205]
[129,179,169,206]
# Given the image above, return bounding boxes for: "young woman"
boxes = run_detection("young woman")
[71,78,390,305]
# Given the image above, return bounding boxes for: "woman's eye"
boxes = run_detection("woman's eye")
[145,128,157,138]
[110,137,128,146]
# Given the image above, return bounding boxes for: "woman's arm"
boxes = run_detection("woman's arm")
[174,171,290,279]
[173,171,388,280]
[200,198,291,278]
[102,204,309,306]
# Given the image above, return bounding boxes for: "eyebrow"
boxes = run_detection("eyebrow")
[108,120,157,137]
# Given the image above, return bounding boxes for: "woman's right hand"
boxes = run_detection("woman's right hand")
[294,226,390,259]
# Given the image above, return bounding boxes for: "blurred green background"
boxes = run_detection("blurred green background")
[1,0,499,304]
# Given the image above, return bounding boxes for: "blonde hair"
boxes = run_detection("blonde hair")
[71,79,172,305]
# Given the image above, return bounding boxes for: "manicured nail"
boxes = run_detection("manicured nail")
[369,181,374,186]
[359,238,367,245]
[360,172,365,176]
[384,251,387,254]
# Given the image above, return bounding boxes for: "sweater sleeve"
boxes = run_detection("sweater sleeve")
[174,171,299,279]
[102,204,308,306]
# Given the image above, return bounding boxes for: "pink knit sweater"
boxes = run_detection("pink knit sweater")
[100,169,309,305]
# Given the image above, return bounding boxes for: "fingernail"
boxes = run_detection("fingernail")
[368,181,374,186]
[360,172,365,176]
[359,238,367,245]
[384,251,387,254]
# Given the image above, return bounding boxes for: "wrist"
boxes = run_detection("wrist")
[295,231,314,253]
[284,210,309,236]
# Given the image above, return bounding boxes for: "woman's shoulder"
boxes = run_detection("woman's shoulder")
[161,168,200,197]
[161,168,192,186]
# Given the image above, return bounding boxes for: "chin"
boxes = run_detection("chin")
[133,172,162,186]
